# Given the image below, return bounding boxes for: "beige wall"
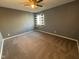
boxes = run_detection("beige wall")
[0,7,34,38]
[36,0,79,40]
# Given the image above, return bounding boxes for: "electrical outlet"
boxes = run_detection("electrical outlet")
[7,34,10,36]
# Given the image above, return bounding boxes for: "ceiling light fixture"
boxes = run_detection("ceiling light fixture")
[31,4,36,8]
[24,0,43,9]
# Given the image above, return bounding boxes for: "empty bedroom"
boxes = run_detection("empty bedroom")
[0,0,79,59]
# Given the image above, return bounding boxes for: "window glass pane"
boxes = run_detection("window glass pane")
[36,14,44,26]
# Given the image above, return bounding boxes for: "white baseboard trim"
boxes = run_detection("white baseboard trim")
[0,40,4,59]
[37,30,79,52]
[4,31,33,40]
[0,31,33,59]
[0,30,79,58]
[37,30,79,53]
[37,30,78,42]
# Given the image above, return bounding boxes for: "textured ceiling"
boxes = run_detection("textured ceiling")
[0,0,75,13]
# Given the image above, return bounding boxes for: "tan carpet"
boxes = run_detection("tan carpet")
[2,31,79,59]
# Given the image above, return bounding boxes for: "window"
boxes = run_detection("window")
[36,14,45,26]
